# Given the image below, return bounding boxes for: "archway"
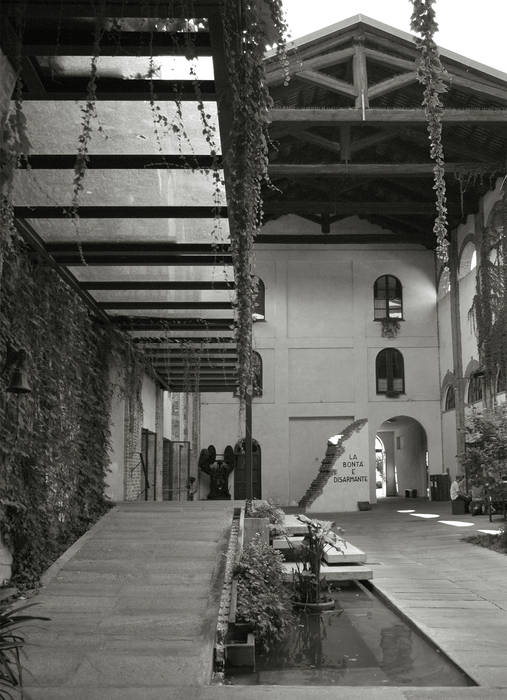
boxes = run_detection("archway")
[376,416,428,498]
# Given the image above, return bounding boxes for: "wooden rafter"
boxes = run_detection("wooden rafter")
[295,69,356,98]
[367,71,418,100]
[268,163,499,177]
[270,108,507,124]
[263,201,459,215]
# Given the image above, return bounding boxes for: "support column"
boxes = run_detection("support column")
[155,386,164,501]
[449,228,466,475]
[245,388,253,500]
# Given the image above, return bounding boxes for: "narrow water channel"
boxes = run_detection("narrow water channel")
[226,581,475,686]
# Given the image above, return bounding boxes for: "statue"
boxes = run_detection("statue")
[199,444,235,500]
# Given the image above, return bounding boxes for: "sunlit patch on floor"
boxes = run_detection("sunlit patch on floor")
[477,529,502,535]
[397,509,415,513]
[438,520,474,527]
[409,513,440,519]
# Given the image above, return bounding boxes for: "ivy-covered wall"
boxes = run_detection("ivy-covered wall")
[0,237,119,588]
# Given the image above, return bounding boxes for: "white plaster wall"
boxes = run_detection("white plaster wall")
[141,374,157,432]
[200,215,443,506]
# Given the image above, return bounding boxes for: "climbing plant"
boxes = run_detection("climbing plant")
[410,0,449,267]
[220,0,288,405]
[469,194,507,396]
[0,238,145,588]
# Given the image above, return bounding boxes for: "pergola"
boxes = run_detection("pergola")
[2,8,507,396]
[2,0,244,393]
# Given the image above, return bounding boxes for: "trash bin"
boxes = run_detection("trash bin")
[405,489,410,498]
[411,488,418,498]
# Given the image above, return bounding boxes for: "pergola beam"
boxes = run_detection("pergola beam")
[116,318,234,331]
[22,79,215,101]
[81,281,234,290]
[21,155,223,169]
[2,1,223,17]
[4,33,213,56]
[15,206,228,218]
[99,301,233,310]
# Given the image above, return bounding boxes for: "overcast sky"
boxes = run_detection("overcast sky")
[281,1,507,74]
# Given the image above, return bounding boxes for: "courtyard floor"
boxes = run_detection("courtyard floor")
[21,497,507,699]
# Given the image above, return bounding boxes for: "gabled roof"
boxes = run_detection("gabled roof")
[263,14,507,244]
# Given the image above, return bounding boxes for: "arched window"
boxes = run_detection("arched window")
[467,373,483,404]
[252,277,265,322]
[444,385,456,411]
[374,275,403,320]
[253,351,263,397]
[376,348,405,396]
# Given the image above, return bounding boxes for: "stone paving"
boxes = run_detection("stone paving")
[20,497,507,699]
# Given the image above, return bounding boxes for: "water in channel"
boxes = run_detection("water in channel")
[226,581,474,686]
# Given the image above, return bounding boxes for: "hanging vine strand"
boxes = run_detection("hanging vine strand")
[220,0,288,405]
[410,0,449,267]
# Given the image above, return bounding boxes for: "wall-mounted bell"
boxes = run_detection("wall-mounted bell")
[7,366,31,394]
[5,348,31,394]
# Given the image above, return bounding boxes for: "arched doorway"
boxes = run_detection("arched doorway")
[233,439,262,499]
[376,416,428,498]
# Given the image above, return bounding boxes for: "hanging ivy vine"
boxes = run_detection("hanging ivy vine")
[220,0,288,404]
[410,0,449,267]
[469,193,507,397]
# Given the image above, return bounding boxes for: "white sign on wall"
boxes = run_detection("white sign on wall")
[308,419,370,513]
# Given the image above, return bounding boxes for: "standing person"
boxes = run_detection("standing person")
[450,474,471,512]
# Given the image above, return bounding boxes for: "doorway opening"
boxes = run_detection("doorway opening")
[376,416,428,499]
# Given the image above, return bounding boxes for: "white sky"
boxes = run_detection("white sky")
[282,1,507,75]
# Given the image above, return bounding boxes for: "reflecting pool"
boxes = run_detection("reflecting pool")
[226,581,474,686]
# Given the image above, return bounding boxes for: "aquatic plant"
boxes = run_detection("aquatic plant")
[291,514,344,606]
